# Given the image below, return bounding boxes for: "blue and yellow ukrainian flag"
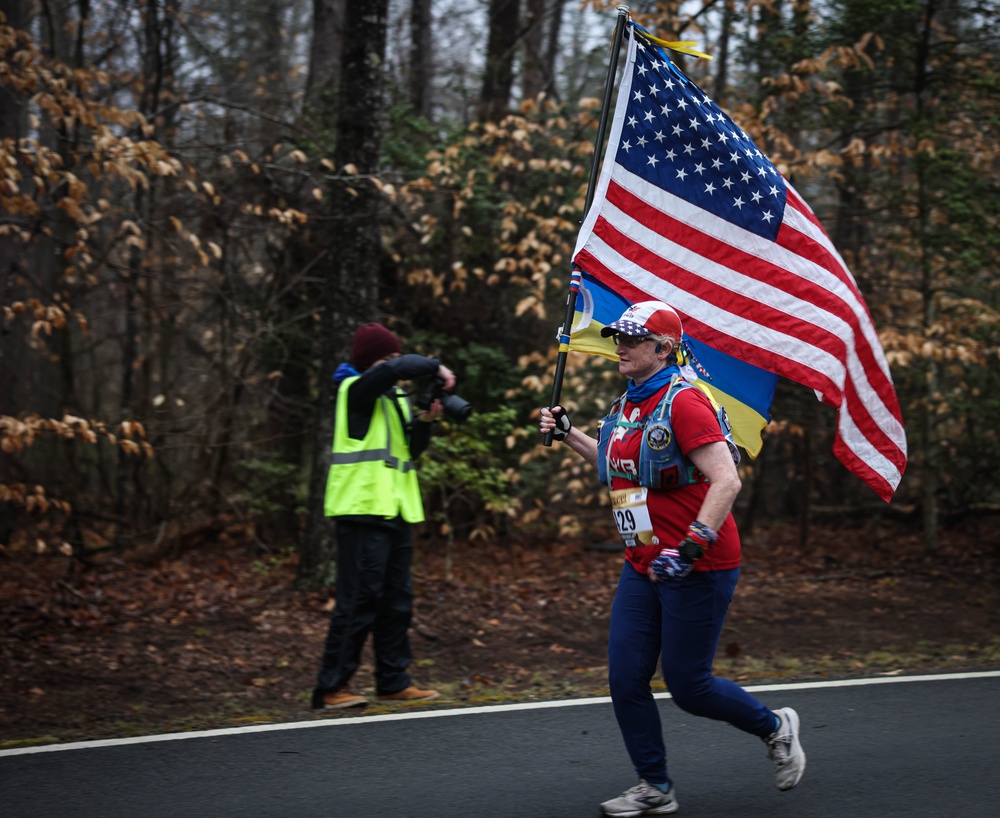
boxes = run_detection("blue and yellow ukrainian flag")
[568,272,776,458]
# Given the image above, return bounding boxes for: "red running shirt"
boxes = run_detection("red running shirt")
[607,385,741,575]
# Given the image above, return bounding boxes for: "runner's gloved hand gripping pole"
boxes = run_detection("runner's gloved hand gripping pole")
[547,406,572,441]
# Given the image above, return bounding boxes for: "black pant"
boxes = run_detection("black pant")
[312,517,414,705]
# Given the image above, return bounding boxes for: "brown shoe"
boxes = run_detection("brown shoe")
[376,685,440,703]
[321,689,368,710]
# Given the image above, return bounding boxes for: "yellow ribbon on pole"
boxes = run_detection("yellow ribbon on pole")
[641,34,714,61]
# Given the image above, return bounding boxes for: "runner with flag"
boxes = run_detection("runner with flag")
[536,7,910,813]
[540,296,806,815]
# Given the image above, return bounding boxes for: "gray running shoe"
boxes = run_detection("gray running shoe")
[766,707,807,790]
[599,779,679,816]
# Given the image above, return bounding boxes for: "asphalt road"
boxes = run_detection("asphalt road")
[2,673,998,817]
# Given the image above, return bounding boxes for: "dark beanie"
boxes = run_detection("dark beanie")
[351,323,402,371]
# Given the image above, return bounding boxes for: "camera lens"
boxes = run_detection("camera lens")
[442,394,472,423]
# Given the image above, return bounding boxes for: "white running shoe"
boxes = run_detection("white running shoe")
[766,707,807,790]
[599,779,679,816]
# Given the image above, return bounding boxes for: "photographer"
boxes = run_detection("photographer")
[312,322,455,710]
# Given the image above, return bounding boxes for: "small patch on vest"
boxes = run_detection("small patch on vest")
[659,465,682,488]
[645,423,671,451]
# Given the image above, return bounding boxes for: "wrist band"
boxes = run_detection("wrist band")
[688,520,718,547]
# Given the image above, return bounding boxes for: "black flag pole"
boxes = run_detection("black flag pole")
[543,4,630,446]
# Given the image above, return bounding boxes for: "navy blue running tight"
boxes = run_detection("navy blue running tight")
[608,563,777,785]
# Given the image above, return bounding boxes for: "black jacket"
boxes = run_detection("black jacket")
[341,354,441,459]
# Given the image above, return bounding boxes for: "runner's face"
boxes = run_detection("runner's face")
[616,335,666,383]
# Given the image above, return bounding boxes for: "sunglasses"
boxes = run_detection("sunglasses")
[612,333,653,349]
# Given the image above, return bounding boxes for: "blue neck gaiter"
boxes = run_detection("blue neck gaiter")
[625,364,681,403]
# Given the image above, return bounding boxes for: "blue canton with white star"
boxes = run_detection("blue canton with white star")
[615,35,786,241]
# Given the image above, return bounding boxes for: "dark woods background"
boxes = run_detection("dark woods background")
[2,0,999,587]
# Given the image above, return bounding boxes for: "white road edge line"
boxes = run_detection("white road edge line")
[2,670,998,758]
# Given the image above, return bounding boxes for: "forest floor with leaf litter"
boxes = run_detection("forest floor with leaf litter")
[2,519,998,749]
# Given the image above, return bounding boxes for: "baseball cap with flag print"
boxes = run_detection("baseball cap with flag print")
[600,300,683,340]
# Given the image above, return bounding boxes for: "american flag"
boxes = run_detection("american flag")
[572,25,907,501]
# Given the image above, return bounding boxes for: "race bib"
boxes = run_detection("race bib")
[609,487,659,548]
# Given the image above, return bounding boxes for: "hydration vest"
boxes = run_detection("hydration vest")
[596,375,740,489]
[323,376,424,522]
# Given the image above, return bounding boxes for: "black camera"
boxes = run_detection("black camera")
[416,376,472,423]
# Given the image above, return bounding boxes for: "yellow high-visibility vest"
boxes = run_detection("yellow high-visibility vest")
[323,376,424,522]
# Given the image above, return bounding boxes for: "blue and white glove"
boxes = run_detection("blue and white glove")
[649,545,695,581]
[649,521,718,582]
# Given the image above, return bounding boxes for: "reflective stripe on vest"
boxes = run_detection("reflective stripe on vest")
[330,449,415,471]
[328,399,415,472]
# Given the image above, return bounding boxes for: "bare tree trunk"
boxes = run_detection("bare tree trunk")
[478,0,520,122]
[251,0,314,547]
[521,0,565,103]
[114,0,175,537]
[543,0,565,100]
[915,0,939,552]
[300,0,389,587]
[712,0,735,105]
[0,0,25,349]
[0,0,27,547]
[523,0,546,102]
[259,0,288,141]
[919,170,939,552]
[305,0,346,121]
[408,0,432,119]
